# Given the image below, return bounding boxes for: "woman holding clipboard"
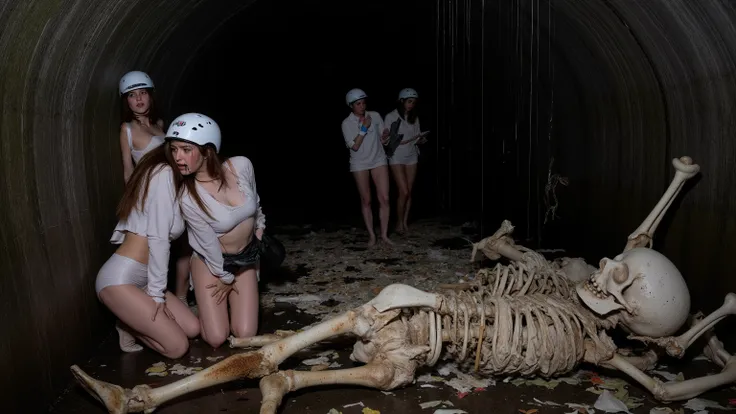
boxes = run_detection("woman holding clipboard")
[383,88,429,234]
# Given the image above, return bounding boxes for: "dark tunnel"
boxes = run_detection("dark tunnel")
[2,0,736,412]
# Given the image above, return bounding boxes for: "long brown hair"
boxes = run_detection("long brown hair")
[120,88,163,125]
[166,142,228,221]
[116,145,170,220]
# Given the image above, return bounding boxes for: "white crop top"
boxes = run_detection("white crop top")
[126,123,165,164]
[180,156,266,284]
[110,164,185,302]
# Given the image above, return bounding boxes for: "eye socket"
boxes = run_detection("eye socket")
[613,264,629,284]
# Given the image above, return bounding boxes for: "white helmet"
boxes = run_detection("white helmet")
[165,113,222,152]
[119,71,155,95]
[345,88,367,106]
[398,88,419,100]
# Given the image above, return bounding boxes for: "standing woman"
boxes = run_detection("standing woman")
[341,88,392,246]
[165,113,266,348]
[118,70,192,305]
[383,88,427,234]
[96,145,200,357]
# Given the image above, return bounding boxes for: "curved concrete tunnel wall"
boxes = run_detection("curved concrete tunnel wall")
[0,1,253,411]
[2,0,736,412]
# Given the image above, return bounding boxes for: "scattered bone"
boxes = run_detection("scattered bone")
[343,402,364,408]
[274,311,285,316]
[205,356,224,362]
[433,410,467,414]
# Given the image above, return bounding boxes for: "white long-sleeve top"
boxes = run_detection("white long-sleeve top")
[110,164,185,303]
[341,111,388,172]
[180,156,266,284]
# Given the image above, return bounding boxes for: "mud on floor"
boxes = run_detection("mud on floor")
[52,219,736,414]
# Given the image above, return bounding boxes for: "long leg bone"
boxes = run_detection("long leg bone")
[624,156,700,252]
[605,352,736,402]
[228,330,297,349]
[70,310,366,413]
[259,363,399,414]
[70,285,441,413]
[629,293,736,358]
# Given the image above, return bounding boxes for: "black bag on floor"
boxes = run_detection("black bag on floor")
[258,233,286,270]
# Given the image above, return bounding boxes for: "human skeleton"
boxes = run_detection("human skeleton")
[71,156,736,414]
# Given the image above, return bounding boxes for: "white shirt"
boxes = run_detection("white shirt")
[341,111,388,172]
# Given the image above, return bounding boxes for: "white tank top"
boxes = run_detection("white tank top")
[126,123,165,164]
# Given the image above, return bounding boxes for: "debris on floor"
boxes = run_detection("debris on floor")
[52,219,736,414]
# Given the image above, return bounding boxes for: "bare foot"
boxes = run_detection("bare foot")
[381,236,394,246]
[367,235,377,247]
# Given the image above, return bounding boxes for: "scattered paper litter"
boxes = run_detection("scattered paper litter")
[274,311,285,316]
[343,402,364,408]
[362,408,380,414]
[206,356,224,362]
[433,410,467,414]
[683,398,736,411]
[534,398,561,406]
[565,402,595,414]
[168,363,202,376]
[327,409,342,414]
[419,400,454,409]
[145,362,168,377]
[593,390,631,413]
[435,362,494,393]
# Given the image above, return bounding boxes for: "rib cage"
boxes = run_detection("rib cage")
[402,290,615,379]
[473,248,575,299]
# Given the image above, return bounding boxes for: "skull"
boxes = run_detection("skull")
[576,247,691,337]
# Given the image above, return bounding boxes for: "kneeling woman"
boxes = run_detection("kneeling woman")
[96,145,200,358]
[165,113,266,348]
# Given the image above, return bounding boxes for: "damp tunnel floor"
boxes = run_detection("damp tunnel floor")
[51,220,735,414]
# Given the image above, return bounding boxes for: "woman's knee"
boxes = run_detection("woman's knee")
[231,322,258,339]
[162,336,190,359]
[360,195,372,207]
[377,192,390,206]
[182,318,201,339]
[202,329,228,348]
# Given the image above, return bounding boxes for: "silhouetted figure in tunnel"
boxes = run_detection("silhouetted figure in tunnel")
[384,88,429,234]
[165,113,265,348]
[96,145,200,359]
[341,88,393,247]
[117,70,193,310]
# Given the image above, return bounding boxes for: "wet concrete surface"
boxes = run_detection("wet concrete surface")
[51,219,736,413]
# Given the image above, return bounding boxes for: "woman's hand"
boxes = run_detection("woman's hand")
[207,279,239,305]
[360,114,372,129]
[255,228,264,240]
[151,300,175,322]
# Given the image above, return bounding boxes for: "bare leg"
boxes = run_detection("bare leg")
[99,285,195,359]
[389,164,409,233]
[174,235,192,301]
[352,170,376,246]
[259,362,401,414]
[191,255,231,348]
[403,162,418,231]
[229,267,259,338]
[370,165,392,244]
